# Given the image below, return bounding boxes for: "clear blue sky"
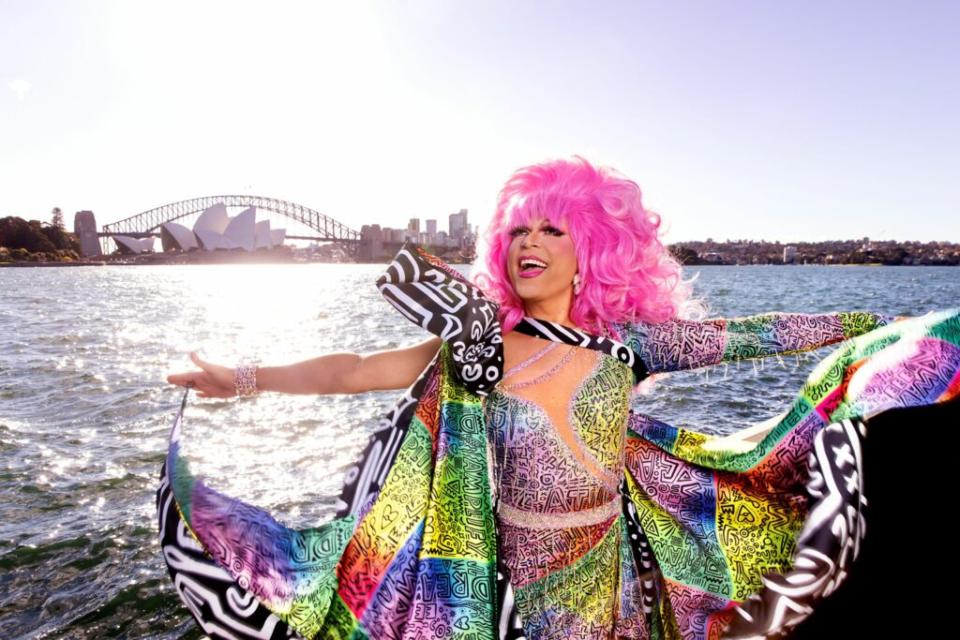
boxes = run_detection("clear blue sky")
[1,0,957,242]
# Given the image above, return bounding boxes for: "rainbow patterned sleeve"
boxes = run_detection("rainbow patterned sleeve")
[616,311,895,373]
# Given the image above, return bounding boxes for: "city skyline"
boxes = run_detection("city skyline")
[361,207,472,244]
[2,1,958,242]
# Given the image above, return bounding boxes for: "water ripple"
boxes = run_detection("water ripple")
[1,263,957,638]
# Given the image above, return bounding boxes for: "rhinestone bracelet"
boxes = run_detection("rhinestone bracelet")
[234,362,259,397]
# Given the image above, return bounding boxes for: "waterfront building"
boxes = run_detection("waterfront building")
[113,235,156,254]
[449,208,468,245]
[160,222,199,251]
[158,203,284,253]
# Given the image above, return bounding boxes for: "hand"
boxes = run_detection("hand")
[166,351,236,399]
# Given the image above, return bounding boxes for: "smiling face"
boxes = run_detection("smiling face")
[506,216,579,311]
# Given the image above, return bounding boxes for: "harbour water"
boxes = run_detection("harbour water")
[1,262,957,639]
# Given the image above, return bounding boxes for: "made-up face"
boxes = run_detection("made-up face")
[506,216,579,310]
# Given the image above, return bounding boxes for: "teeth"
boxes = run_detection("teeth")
[520,259,547,269]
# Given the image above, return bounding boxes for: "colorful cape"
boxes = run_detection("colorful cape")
[157,243,960,639]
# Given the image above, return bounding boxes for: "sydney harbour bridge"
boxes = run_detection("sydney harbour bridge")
[89,195,365,258]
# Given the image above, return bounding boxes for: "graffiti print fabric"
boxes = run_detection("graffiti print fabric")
[158,242,960,639]
[615,311,893,373]
[486,346,649,638]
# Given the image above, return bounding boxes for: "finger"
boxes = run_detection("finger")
[167,372,198,386]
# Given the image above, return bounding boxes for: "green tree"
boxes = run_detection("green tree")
[0,217,55,252]
[0,216,78,254]
[41,222,75,251]
[669,245,700,265]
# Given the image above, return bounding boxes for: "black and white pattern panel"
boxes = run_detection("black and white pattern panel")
[376,243,505,397]
[724,418,869,639]
[621,482,662,624]
[156,461,303,640]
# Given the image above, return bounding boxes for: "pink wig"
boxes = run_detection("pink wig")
[471,155,690,337]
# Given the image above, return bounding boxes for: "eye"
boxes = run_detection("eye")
[544,226,564,236]
[508,226,529,237]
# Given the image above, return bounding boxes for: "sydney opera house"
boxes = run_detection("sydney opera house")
[112,235,156,254]
[111,203,286,254]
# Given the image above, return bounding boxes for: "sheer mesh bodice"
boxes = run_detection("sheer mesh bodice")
[483,339,648,639]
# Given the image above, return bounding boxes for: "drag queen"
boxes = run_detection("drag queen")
[163,157,960,640]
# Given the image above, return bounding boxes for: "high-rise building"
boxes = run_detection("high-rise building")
[360,223,384,241]
[449,209,468,241]
[408,218,420,233]
[360,223,384,260]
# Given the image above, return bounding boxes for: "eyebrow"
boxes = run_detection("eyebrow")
[507,218,568,233]
[514,218,558,229]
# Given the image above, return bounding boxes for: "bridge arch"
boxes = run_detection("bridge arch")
[101,195,361,243]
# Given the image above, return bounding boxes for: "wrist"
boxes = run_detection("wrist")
[234,362,260,397]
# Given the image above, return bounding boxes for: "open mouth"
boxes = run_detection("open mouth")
[519,257,548,277]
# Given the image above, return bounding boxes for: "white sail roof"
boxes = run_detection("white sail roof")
[255,219,273,249]
[161,222,199,251]
[193,203,230,235]
[113,235,145,254]
[224,206,256,252]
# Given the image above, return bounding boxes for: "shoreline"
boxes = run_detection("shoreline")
[0,261,110,267]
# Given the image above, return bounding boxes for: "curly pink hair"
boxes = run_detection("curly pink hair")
[471,155,690,338]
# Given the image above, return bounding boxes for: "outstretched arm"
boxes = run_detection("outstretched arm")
[166,337,442,397]
[618,311,894,373]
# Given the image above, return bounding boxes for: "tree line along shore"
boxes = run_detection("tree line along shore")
[1,215,82,264]
[2,215,958,267]
[670,238,960,266]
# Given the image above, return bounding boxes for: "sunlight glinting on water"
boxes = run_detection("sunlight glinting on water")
[154,263,407,527]
[2,259,957,639]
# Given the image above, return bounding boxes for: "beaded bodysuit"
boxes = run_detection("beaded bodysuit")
[485,342,645,638]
